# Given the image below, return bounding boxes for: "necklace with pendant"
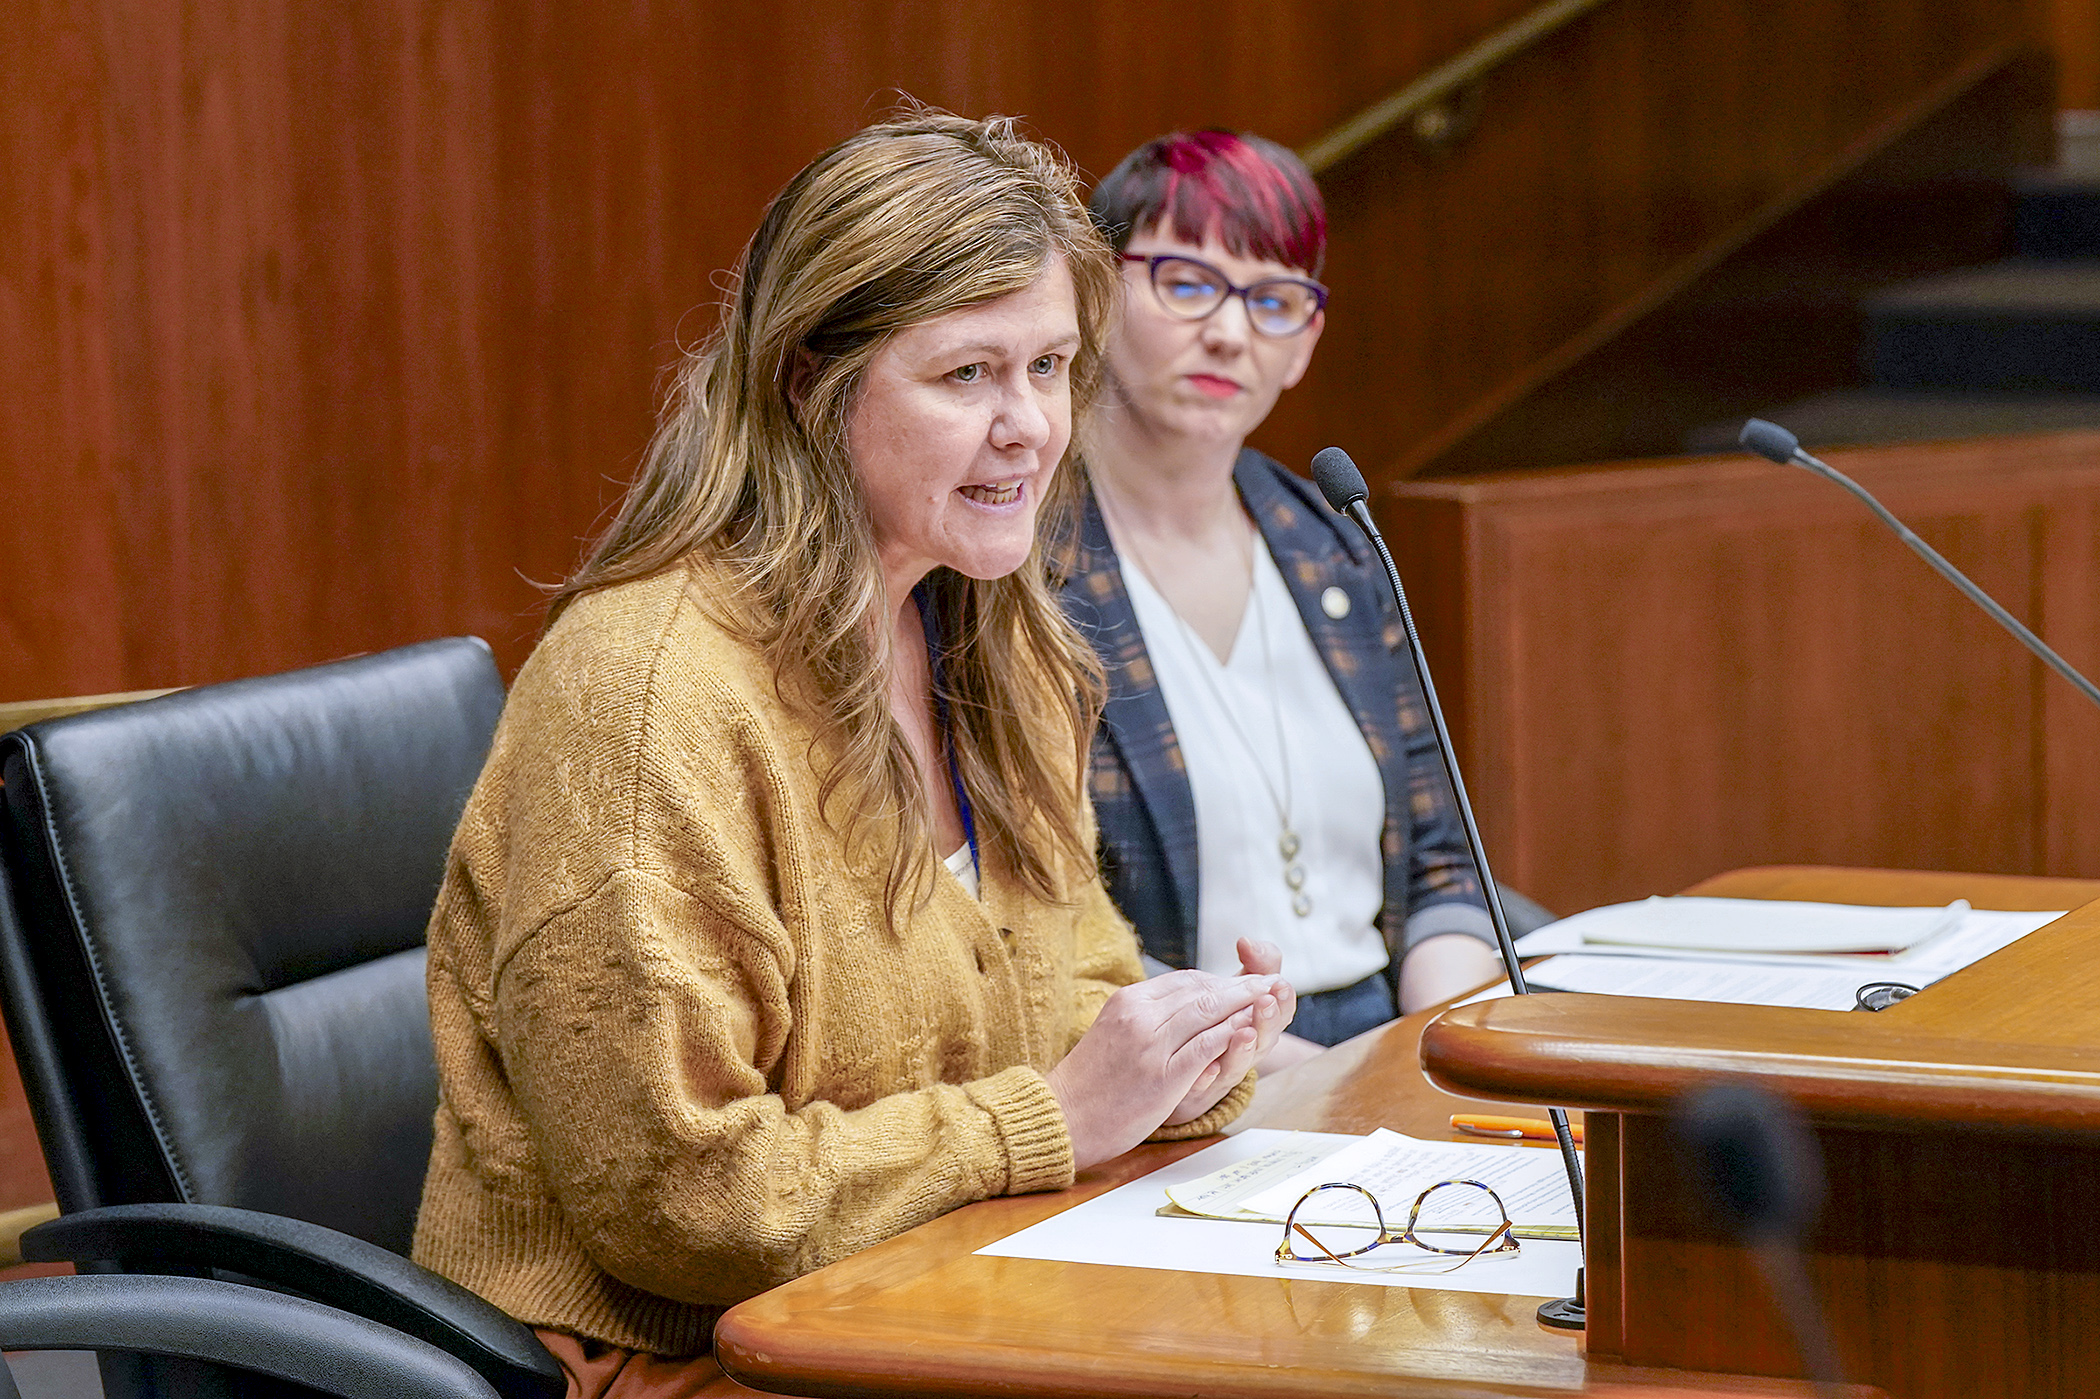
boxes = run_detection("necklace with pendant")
[1101,492,1312,918]
[1216,575,1312,917]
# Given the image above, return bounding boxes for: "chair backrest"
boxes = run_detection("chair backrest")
[0,639,504,1255]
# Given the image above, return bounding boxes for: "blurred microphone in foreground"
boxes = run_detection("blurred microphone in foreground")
[1675,1082,1845,1396]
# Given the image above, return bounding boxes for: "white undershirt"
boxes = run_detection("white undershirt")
[943,843,980,899]
[1123,538,1388,994]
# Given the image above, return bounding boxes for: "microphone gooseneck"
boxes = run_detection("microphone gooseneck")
[1310,446,1588,1331]
[1738,418,2100,713]
[1676,1083,1845,1394]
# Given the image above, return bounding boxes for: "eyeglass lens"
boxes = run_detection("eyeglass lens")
[1148,256,1322,336]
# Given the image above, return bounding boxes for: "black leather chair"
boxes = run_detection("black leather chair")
[0,1270,509,1398]
[0,639,562,1399]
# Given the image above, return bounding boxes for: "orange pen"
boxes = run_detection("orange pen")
[1450,1114,1584,1144]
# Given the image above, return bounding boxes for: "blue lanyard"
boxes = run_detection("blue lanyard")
[913,583,979,885]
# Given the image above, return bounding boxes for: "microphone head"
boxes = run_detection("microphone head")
[1311,447,1369,512]
[1739,418,1803,465]
[1674,1082,1826,1244]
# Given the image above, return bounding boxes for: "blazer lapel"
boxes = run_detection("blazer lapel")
[1059,489,1202,943]
[1237,451,1415,958]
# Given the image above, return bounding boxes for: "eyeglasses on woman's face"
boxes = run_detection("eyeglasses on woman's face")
[1276,1179,1521,1275]
[1120,252,1329,338]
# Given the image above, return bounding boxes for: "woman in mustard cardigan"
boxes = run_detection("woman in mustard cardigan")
[411,111,1297,1397]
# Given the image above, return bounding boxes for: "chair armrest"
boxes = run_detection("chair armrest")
[0,1273,498,1399]
[21,1204,562,1399]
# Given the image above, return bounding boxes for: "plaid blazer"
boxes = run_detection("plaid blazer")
[1058,449,1489,981]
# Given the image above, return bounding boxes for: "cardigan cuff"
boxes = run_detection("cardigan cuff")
[965,1064,1076,1196]
[1147,1068,1256,1142]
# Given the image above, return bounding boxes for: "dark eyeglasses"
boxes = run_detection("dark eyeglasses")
[1120,253,1329,338]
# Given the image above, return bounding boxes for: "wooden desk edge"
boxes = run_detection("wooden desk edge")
[1420,995,2100,1132]
[1681,863,2100,911]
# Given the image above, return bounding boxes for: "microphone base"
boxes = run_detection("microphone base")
[1537,1266,1586,1330]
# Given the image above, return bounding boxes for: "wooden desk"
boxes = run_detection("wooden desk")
[1423,866,2100,1399]
[712,866,1995,1397]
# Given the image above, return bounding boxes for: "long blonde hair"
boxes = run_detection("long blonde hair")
[551,110,1117,913]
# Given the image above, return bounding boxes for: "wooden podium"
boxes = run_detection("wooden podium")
[1423,866,2100,1398]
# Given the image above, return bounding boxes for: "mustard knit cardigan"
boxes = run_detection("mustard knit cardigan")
[411,567,1251,1356]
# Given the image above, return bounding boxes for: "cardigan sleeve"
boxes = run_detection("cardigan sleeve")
[1059,874,1145,1054]
[1387,616,1497,953]
[491,868,1075,1309]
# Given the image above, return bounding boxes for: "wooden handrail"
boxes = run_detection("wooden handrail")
[1422,994,2100,1133]
[1297,0,1619,173]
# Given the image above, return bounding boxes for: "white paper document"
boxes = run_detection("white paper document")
[975,1128,1581,1296]
[1159,1135,1344,1219]
[1458,905,2065,1012]
[1560,895,1970,954]
[1467,952,1876,1010]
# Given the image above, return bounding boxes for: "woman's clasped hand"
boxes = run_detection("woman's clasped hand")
[1049,938,1295,1168]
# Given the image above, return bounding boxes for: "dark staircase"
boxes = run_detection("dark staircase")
[1688,170,2100,452]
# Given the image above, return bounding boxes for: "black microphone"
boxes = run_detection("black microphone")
[1312,445,1588,1332]
[1740,418,2100,713]
[1676,1083,1845,1394]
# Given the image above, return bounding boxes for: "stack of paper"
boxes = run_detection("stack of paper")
[1566,895,1969,954]
[1460,898,2066,1012]
[1163,1127,1578,1240]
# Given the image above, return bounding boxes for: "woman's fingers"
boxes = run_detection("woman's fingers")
[1166,1003,1258,1082]
[1236,937,1283,977]
[1251,977,1297,1056]
[1123,966,1211,996]
[1155,973,1287,1047]
[1163,1020,1262,1126]
[1228,942,1296,1057]
[1211,1027,1260,1092]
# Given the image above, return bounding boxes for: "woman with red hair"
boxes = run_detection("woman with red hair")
[1062,130,1502,1065]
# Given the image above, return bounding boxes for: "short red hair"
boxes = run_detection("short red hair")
[1088,130,1327,277]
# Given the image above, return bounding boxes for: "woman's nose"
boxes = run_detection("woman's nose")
[993,385,1052,451]
[1200,294,1253,351]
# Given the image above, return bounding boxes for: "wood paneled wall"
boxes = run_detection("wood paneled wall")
[1260,0,2048,483]
[0,0,2053,699]
[1386,431,2100,917]
[1,0,1543,697]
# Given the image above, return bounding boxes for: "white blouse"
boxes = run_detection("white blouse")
[1123,537,1388,995]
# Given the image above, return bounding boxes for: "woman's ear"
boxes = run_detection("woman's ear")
[786,346,821,413]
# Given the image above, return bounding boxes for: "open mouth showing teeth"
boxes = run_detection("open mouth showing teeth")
[961,482,1022,506]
